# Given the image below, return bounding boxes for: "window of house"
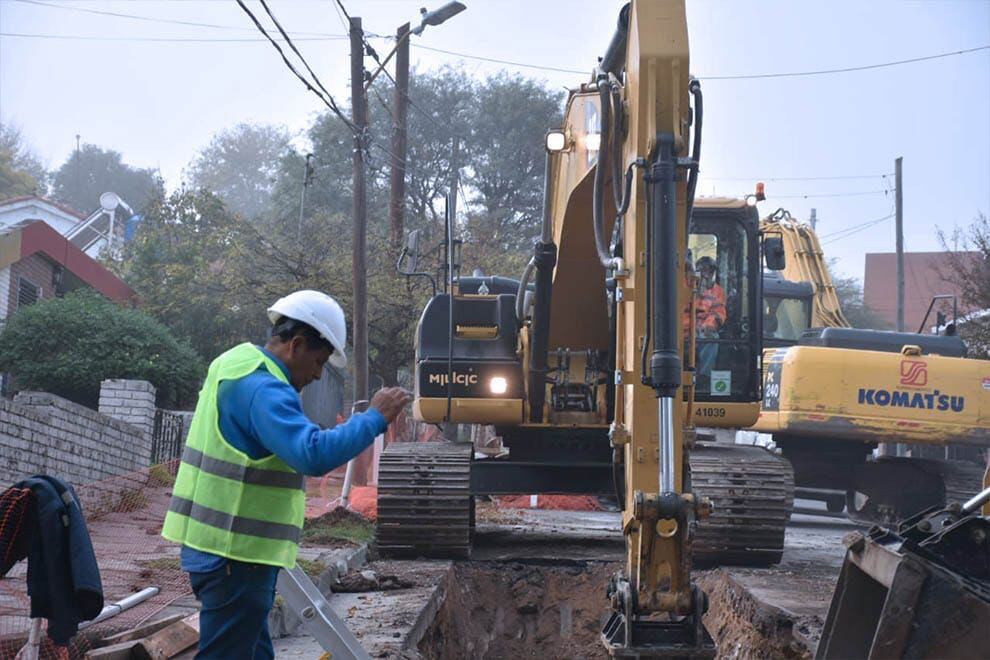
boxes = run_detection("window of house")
[17,277,41,309]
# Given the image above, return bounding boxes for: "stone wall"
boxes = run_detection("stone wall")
[0,390,153,487]
[98,379,157,440]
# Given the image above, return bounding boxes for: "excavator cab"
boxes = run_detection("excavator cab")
[762,272,813,349]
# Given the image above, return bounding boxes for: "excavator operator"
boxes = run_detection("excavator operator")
[694,256,726,379]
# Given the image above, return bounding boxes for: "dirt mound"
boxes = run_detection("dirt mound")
[698,569,818,659]
[495,495,603,511]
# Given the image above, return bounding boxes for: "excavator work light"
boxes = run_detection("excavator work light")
[489,377,508,394]
[546,130,567,153]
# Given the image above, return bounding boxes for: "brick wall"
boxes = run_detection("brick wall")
[98,379,157,440]
[6,253,55,315]
[0,390,153,487]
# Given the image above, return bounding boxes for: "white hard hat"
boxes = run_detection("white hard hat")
[267,290,348,368]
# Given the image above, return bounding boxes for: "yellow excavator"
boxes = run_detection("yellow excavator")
[755,209,990,523]
[378,1,796,654]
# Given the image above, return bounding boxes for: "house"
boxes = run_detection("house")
[0,218,136,326]
[0,194,136,259]
[863,251,982,332]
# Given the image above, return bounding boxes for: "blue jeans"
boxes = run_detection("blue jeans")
[188,560,279,659]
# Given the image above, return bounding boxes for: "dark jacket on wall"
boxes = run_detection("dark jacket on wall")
[4,476,104,645]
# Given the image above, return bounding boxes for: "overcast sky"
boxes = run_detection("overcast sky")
[1,0,988,279]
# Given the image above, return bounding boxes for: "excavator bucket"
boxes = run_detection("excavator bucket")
[816,488,990,659]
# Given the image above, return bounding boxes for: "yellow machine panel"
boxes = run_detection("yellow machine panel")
[755,346,990,446]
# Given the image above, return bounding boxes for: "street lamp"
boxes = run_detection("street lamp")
[365,1,466,89]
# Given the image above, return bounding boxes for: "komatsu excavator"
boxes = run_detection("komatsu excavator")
[378,1,794,655]
[755,209,990,523]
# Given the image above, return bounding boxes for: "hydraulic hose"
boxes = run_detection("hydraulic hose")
[685,78,703,230]
[515,257,536,322]
[593,78,623,271]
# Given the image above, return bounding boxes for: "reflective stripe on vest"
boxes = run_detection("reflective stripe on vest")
[161,342,306,569]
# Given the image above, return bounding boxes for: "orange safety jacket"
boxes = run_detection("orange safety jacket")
[695,283,726,333]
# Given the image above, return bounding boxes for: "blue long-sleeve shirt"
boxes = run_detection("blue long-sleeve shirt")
[182,346,386,572]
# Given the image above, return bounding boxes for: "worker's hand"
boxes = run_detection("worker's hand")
[369,387,413,423]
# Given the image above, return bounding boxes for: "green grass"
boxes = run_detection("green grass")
[301,514,374,547]
[296,558,328,579]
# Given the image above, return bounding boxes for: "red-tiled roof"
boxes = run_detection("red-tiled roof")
[0,195,88,221]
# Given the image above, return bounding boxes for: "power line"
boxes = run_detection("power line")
[705,173,894,182]
[234,0,356,132]
[412,43,586,75]
[0,31,346,42]
[256,0,351,126]
[703,45,990,80]
[771,189,891,199]
[11,0,341,37]
[820,214,895,245]
[412,43,990,81]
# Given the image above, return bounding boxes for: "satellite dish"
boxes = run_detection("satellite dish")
[99,192,121,212]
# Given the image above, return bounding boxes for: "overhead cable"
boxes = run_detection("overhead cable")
[234,0,356,133]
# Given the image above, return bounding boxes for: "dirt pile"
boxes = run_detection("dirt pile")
[698,569,818,659]
[419,561,618,659]
[495,495,603,511]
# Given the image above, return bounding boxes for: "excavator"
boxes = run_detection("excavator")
[754,209,990,524]
[378,1,795,655]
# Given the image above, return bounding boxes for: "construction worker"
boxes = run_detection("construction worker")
[161,290,411,659]
[694,256,727,382]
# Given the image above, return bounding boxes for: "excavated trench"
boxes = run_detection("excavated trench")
[413,561,815,659]
[418,561,616,659]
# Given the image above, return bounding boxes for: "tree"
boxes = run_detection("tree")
[0,290,202,408]
[51,144,162,214]
[938,213,990,357]
[831,272,893,330]
[0,123,46,200]
[186,123,291,219]
[113,188,257,362]
[464,73,564,254]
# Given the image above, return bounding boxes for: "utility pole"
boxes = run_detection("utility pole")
[350,16,369,434]
[895,156,904,333]
[388,22,410,248]
[810,208,817,231]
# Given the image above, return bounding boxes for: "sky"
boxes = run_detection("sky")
[1,0,988,280]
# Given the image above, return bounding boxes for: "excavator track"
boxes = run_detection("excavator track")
[690,443,795,567]
[377,442,473,559]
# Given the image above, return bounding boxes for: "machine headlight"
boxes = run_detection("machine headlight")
[584,132,601,152]
[489,377,508,394]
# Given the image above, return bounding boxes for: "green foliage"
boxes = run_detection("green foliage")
[186,123,291,219]
[0,124,46,199]
[0,290,203,408]
[0,148,38,201]
[114,188,262,361]
[111,68,563,386]
[51,144,162,213]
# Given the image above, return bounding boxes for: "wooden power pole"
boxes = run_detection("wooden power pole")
[895,156,904,333]
[388,23,411,247]
[350,16,369,423]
